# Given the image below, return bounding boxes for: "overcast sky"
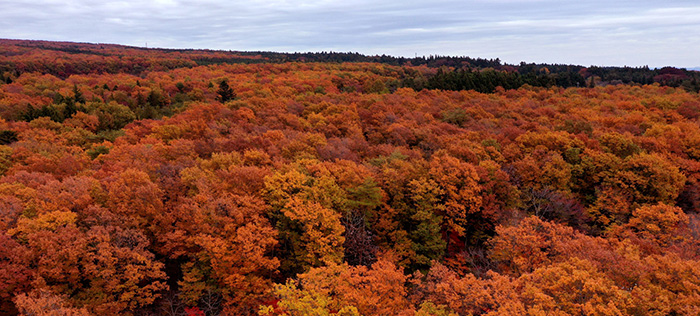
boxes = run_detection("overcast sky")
[1,0,699,68]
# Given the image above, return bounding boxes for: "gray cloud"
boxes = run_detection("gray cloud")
[1,0,699,67]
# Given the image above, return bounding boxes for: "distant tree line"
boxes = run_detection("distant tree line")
[246,53,700,92]
[2,39,699,93]
[412,67,587,93]
[249,52,504,68]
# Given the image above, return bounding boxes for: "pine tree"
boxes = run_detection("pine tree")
[216,79,235,103]
[73,85,85,104]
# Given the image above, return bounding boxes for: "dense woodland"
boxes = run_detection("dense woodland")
[1,39,700,315]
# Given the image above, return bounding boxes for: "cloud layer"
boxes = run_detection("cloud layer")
[2,0,699,67]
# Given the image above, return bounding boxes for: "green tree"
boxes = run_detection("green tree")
[216,79,236,103]
[73,84,85,104]
[406,179,447,269]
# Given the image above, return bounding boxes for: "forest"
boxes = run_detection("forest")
[1,39,700,315]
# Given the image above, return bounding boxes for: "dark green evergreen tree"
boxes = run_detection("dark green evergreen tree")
[216,79,236,103]
[0,130,18,145]
[73,85,85,104]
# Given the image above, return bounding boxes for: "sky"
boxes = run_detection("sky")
[1,0,699,68]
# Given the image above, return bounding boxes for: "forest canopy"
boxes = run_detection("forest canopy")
[1,39,700,315]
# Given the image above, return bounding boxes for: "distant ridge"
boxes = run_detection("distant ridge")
[0,38,699,92]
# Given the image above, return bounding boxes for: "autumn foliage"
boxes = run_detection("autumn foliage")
[1,40,700,315]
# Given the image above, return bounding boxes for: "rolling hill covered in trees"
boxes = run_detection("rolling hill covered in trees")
[1,39,700,315]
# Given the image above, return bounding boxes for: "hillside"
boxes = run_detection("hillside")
[1,40,699,315]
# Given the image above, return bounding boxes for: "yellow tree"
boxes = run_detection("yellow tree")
[259,281,360,316]
[282,197,345,269]
[263,165,347,275]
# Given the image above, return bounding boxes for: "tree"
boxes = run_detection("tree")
[166,194,279,315]
[488,216,581,276]
[72,84,85,104]
[516,258,633,315]
[263,166,348,275]
[297,259,412,316]
[260,281,360,316]
[282,197,345,270]
[0,130,18,145]
[341,212,377,266]
[405,178,447,269]
[630,254,700,315]
[0,234,31,315]
[105,168,164,231]
[617,153,686,205]
[9,212,167,314]
[413,262,495,315]
[620,203,690,248]
[14,289,91,316]
[428,151,482,245]
[216,79,236,103]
